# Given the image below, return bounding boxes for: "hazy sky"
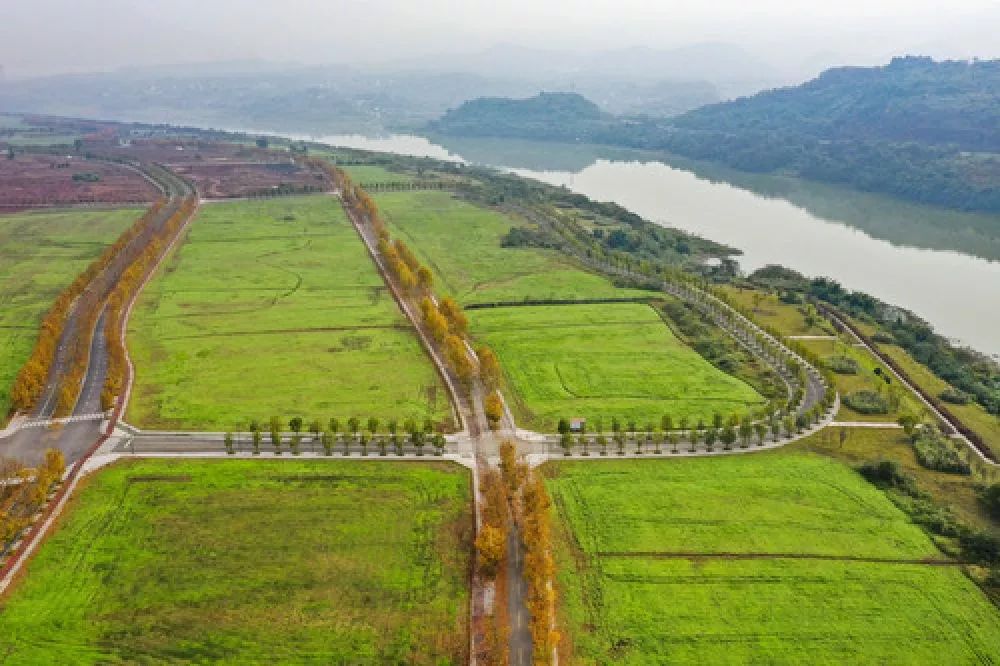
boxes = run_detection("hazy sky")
[2,0,998,78]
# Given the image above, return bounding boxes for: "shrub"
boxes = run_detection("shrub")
[825,355,859,375]
[913,433,970,475]
[938,388,971,405]
[72,171,101,182]
[843,390,890,415]
[857,460,918,495]
[871,331,895,344]
[960,531,1000,565]
[981,483,1000,520]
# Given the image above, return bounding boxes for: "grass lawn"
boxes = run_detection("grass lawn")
[0,459,471,664]
[376,190,652,304]
[544,453,1000,664]
[796,337,924,422]
[0,207,141,418]
[342,165,414,184]
[127,195,449,430]
[470,303,765,430]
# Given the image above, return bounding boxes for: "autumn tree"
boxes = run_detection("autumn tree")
[476,525,506,576]
[438,296,468,335]
[484,390,504,429]
[477,345,502,389]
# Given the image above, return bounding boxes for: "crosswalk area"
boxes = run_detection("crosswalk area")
[20,413,107,429]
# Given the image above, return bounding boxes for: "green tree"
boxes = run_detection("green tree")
[328,417,341,434]
[367,417,380,436]
[289,417,303,434]
[252,429,262,455]
[321,431,334,456]
[754,422,767,446]
[560,432,573,456]
[224,432,235,455]
[661,415,673,432]
[347,417,361,437]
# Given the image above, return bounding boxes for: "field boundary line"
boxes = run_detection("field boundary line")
[595,551,963,565]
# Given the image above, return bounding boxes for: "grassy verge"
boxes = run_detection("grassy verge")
[0,459,471,664]
[545,453,1000,664]
[796,337,925,422]
[0,207,141,418]
[126,195,449,430]
[375,190,651,304]
[470,303,765,431]
[719,286,834,337]
[876,342,1000,456]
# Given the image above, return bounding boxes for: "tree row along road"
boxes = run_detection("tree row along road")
[1,163,195,467]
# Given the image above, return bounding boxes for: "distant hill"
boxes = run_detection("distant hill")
[430,58,1000,213]
[674,56,1000,151]
[430,92,610,141]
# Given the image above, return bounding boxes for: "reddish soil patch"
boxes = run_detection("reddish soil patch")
[0,155,159,211]
[89,139,331,198]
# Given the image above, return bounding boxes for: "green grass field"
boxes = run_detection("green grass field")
[0,207,141,418]
[342,165,414,184]
[545,453,1000,664]
[126,195,449,430]
[376,190,651,304]
[470,303,765,430]
[0,459,471,664]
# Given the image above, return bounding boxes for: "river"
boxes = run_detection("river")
[305,133,1000,357]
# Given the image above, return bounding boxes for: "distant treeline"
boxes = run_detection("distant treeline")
[431,58,1000,213]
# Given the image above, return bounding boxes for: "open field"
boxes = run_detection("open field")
[170,161,329,199]
[343,164,415,184]
[791,426,999,532]
[471,303,765,430]
[0,155,158,210]
[0,207,142,418]
[376,190,652,304]
[126,195,449,430]
[0,459,471,664]
[545,453,1000,664]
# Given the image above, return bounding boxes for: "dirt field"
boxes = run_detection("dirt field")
[88,139,331,198]
[0,155,159,210]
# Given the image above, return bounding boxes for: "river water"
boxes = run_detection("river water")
[307,133,1000,357]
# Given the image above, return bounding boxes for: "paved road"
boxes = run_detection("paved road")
[507,524,533,666]
[1,164,193,468]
